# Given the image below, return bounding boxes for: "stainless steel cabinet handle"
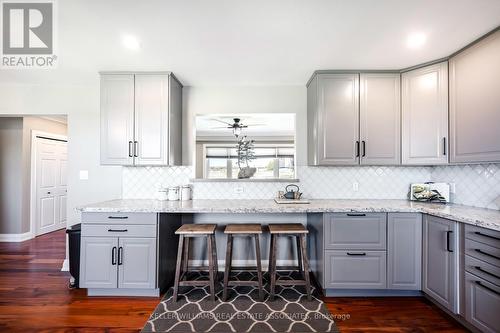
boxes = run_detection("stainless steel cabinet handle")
[474,231,500,241]
[111,246,117,265]
[347,252,366,256]
[446,231,453,252]
[118,247,123,265]
[475,248,500,260]
[133,141,138,157]
[443,137,446,155]
[362,141,366,157]
[475,281,500,296]
[108,229,128,233]
[128,141,133,157]
[474,266,500,280]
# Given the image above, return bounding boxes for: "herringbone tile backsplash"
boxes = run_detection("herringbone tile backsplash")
[123,163,500,210]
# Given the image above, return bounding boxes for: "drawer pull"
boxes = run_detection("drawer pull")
[108,216,129,219]
[475,281,500,296]
[474,231,500,241]
[475,249,500,261]
[474,266,500,280]
[446,231,453,252]
[118,247,123,265]
[346,213,366,217]
[108,229,128,233]
[346,252,366,256]
[111,246,117,265]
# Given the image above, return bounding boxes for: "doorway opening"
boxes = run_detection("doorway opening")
[0,116,68,242]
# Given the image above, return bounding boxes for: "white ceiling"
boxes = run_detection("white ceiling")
[3,0,500,86]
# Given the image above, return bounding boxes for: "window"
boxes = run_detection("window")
[204,144,295,179]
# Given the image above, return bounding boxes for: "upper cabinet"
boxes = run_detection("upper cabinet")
[401,62,449,165]
[449,31,500,163]
[360,73,401,165]
[100,72,182,166]
[308,72,400,166]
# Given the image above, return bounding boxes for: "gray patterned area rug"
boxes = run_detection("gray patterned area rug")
[142,271,338,333]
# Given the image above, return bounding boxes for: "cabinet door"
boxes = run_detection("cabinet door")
[449,31,500,163]
[118,237,156,289]
[317,74,359,165]
[465,272,500,333]
[134,74,170,165]
[402,62,448,165]
[387,213,422,290]
[80,237,118,289]
[422,215,458,313]
[360,73,401,165]
[100,74,135,165]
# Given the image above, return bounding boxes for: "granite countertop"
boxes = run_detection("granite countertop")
[77,199,500,232]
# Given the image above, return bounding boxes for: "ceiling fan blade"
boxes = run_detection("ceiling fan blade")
[209,126,230,129]
[208,118,233,126]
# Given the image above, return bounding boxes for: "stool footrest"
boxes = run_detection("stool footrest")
[276,279,307,286]
[179,280,212,287]
[228,280,259,287]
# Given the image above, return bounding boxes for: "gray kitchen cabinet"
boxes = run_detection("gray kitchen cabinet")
[464,272,500,333]
[359,73,401,165]
[100,72,182,166]
[422,215,458,313]
[449,31,500,163]
[307,73,360,165]
[387,213,422,290]
[324,250,387,289]
[80,237,118,289]
[402,62,449,165]
[118,237,157,289]
[100,74,135,165]
[324,213,386,250]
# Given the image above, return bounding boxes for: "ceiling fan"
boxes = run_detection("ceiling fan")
[209,117,263,137]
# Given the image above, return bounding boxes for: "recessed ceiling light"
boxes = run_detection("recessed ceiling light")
[406,32,427,49]
[122,34,141,51]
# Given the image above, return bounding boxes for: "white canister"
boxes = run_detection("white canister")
[157,189,168,201]
[167,186,180,201]
[180,185,192,201]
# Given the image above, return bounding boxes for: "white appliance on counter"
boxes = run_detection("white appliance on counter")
[410,182,451,203]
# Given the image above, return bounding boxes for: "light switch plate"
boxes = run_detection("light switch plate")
[234,185,244,194]
[352,182,359,191]
[79,170,89,180]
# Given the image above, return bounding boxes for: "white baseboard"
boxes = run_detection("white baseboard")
[61,259,69,272]
[0,232,34,242]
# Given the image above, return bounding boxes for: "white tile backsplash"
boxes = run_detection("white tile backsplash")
[122,163,500,210]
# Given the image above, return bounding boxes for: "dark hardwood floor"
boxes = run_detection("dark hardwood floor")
[0,229,467,332]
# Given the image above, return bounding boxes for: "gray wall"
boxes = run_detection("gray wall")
[0,118,24,234]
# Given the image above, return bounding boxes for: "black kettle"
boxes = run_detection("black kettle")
[284,184,302,200]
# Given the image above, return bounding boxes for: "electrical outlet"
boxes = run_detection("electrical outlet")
[79,170,89,180]
[352,182,359,191]
[234,185,244,194]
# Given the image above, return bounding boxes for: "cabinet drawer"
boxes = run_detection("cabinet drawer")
[82,224,157,238]
[324,213,386,250]
[324,250,386,289]
[465,255,500,287]
[82,212,157,225]
[465,238,500,268]
[465,225,500,249]
[465,272,500,333]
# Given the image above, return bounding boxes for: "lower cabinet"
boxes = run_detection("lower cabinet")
[387,213,422,290]
[80,236,156,290]
[464,272,500,333]
[422,215,458,313]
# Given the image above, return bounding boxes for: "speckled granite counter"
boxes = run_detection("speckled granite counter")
[77,199,500,231]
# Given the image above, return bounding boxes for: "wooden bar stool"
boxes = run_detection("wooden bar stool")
[223,224,264,301]
[268,223,311,301]
[173,224,218,302]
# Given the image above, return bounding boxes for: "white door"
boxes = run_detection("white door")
[134,74,170,165]
[35,137,68,236]
[402,62,449,165]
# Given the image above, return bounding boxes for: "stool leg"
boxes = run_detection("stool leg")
[182,237,190,276]
[207,234,216,302]
[211,233,219,280]
[173,235,185,302]
[254,234,264,302]
[299,234,312,301]
[269,234,277,301]
[296,236,303,272]
[222,234,233,301]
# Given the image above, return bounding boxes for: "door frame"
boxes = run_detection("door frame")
[29,130,68,237]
